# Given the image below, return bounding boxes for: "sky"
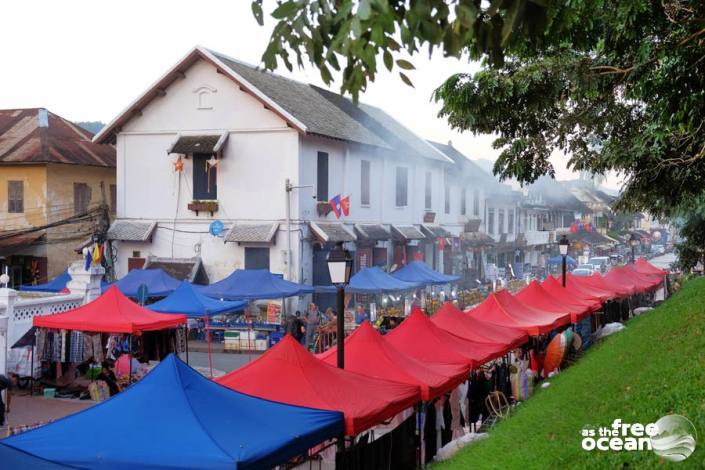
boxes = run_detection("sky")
[1,0,621,190]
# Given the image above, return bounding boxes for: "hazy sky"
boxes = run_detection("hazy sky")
[1,0,620,189]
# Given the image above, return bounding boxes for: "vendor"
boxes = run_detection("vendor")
[0,373,17,427]
[355,304,370,325]
[98,361,121,396]
[115,353,142,377]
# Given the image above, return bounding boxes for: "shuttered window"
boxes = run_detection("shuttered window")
[425,171,432,210]
[360,160,370,206]
[317,151,329,202]
[8,181,23,213]
[193,153,217,200]
[473,189,480,216]
[110,184,117,215]
[74,183,91,215]
[461,188,467,215]
[395,167,408,207]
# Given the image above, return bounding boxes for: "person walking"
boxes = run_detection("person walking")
[305,303,322,349]
[355,304,370,325]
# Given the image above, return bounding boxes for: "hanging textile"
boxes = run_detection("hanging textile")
[175,328,186,354]
[69,331,84,363]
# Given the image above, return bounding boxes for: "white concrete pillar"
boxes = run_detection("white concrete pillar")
[0,288,17,376]
[67,261,106,305]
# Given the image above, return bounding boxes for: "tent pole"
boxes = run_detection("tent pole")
[128,335,133,385]
[185,325,189,365]
[206,316,213,378]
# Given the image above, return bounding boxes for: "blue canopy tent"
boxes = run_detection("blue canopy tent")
[315,266,421,294]
[21,270,111,293]
[0,443,73,469]
[547,255,578,267]
[146,282,246,317]
[390,261,461,286]
[20,270,71,293]
[199,269,314,301]
[104,268,181,297]
[2,354,344,470]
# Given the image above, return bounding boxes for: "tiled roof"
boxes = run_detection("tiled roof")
[212,53,390,149]
[0,108,115,167]
[144,256,208,284]
[528,176,591,213]
[309,222,356,243]
[390,225,426,241]
[565,231,618,246]
[421,224,450,238]
[168,133,228,154]
[107,220,157,242]
[354,224,390,241]
[224,223,279,244]
[461,231,495,247]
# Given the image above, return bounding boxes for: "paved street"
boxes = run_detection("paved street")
[648,252,677,270]
[179,351,261,377]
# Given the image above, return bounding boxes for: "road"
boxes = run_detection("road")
[178,351,261,377]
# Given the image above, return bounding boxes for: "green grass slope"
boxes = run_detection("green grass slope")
[436,277,705,469]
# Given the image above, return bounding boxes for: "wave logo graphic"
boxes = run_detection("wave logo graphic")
[650,415,697,462]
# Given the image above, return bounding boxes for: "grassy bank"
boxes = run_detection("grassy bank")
[436,277,705,469]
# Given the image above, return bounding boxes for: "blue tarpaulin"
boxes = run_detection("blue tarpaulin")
[315,266,421,294]
[104,268,181,297]
[20,271,71,293]
[0,443,72,469]
[2,355,344,470]
[199,269,314,300]
[146,281,246,317]
[390,261,461,286]
[547,255,578,267]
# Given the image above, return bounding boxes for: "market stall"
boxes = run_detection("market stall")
[390,260,461,285]
[198,268,314,300]
[466,290,568,336]
[317,321,467,401]
[431,302,528,354]
[104,268,181,298]
[20,270,111,294]
[32,286,187,391]
[0,443,70,469]
[216,335,421,436]
[2,355,345,470]
[515,281,591,324]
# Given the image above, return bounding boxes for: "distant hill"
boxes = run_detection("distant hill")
[75,121,105,135]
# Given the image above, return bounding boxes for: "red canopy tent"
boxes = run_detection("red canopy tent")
[386,308,502,369]
[635,258,668,276]
[317,321,466,401]
[542,275,608,305]
[431,302,528,354]
[540,276,602,313]
[606,266,662,293]
[33,286,187,333]
[466,290,567,336]
[515,281,591,323]
[570,272,633,298]
[216,335,420,435]
[577,273,632,298]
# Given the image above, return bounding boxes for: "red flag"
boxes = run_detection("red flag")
[341,195,350,216]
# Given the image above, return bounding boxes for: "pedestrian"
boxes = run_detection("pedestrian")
[292,311,306,345]
[324,307,336,322]
[305,303,322,348]
[0,373,16,427]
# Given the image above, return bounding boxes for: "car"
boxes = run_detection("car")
[577,264,596,271]
[572,268,594,276]
[588,256,610,272]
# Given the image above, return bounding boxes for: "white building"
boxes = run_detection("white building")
[96,46,509,307]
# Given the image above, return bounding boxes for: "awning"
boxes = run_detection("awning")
[107,220,157,242]
[198,269,314,300]
[225,223,279,244]
[390,225,426,241]
[354,224,390,241]
[515,280,591,323]
[565,231,618,246]
[460,231,495,247]
[0,231,43,250]
[147,282,246,317]
[391,260,460,286]
[315,266,421,294]
[309,221,356,243]
[167,132,228,154]
[421,224,449,238]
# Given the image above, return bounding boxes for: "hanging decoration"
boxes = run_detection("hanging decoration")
[173,156,184,172]
[206,156,218,193]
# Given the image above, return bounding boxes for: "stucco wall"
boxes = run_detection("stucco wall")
[0,164,47,231]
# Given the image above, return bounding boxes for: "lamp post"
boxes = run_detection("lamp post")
[559,235,569,288]
[327,242,353,369]
[630,233,640,264]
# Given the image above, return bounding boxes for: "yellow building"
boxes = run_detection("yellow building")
[0,108,115,286]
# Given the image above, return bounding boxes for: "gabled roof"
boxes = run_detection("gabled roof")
[427,140,489,176]
[0,108,115,167]
[527,176,591,213]
[94,46,452,165]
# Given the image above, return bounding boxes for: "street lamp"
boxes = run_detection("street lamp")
[630,233,640,264]
[559,235,569,287]
[327,242,353,369]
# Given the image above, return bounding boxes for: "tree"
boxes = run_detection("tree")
[251,0,705,218]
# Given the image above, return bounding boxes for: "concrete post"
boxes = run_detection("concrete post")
[67,261,106,305]
[0,287,17,376]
